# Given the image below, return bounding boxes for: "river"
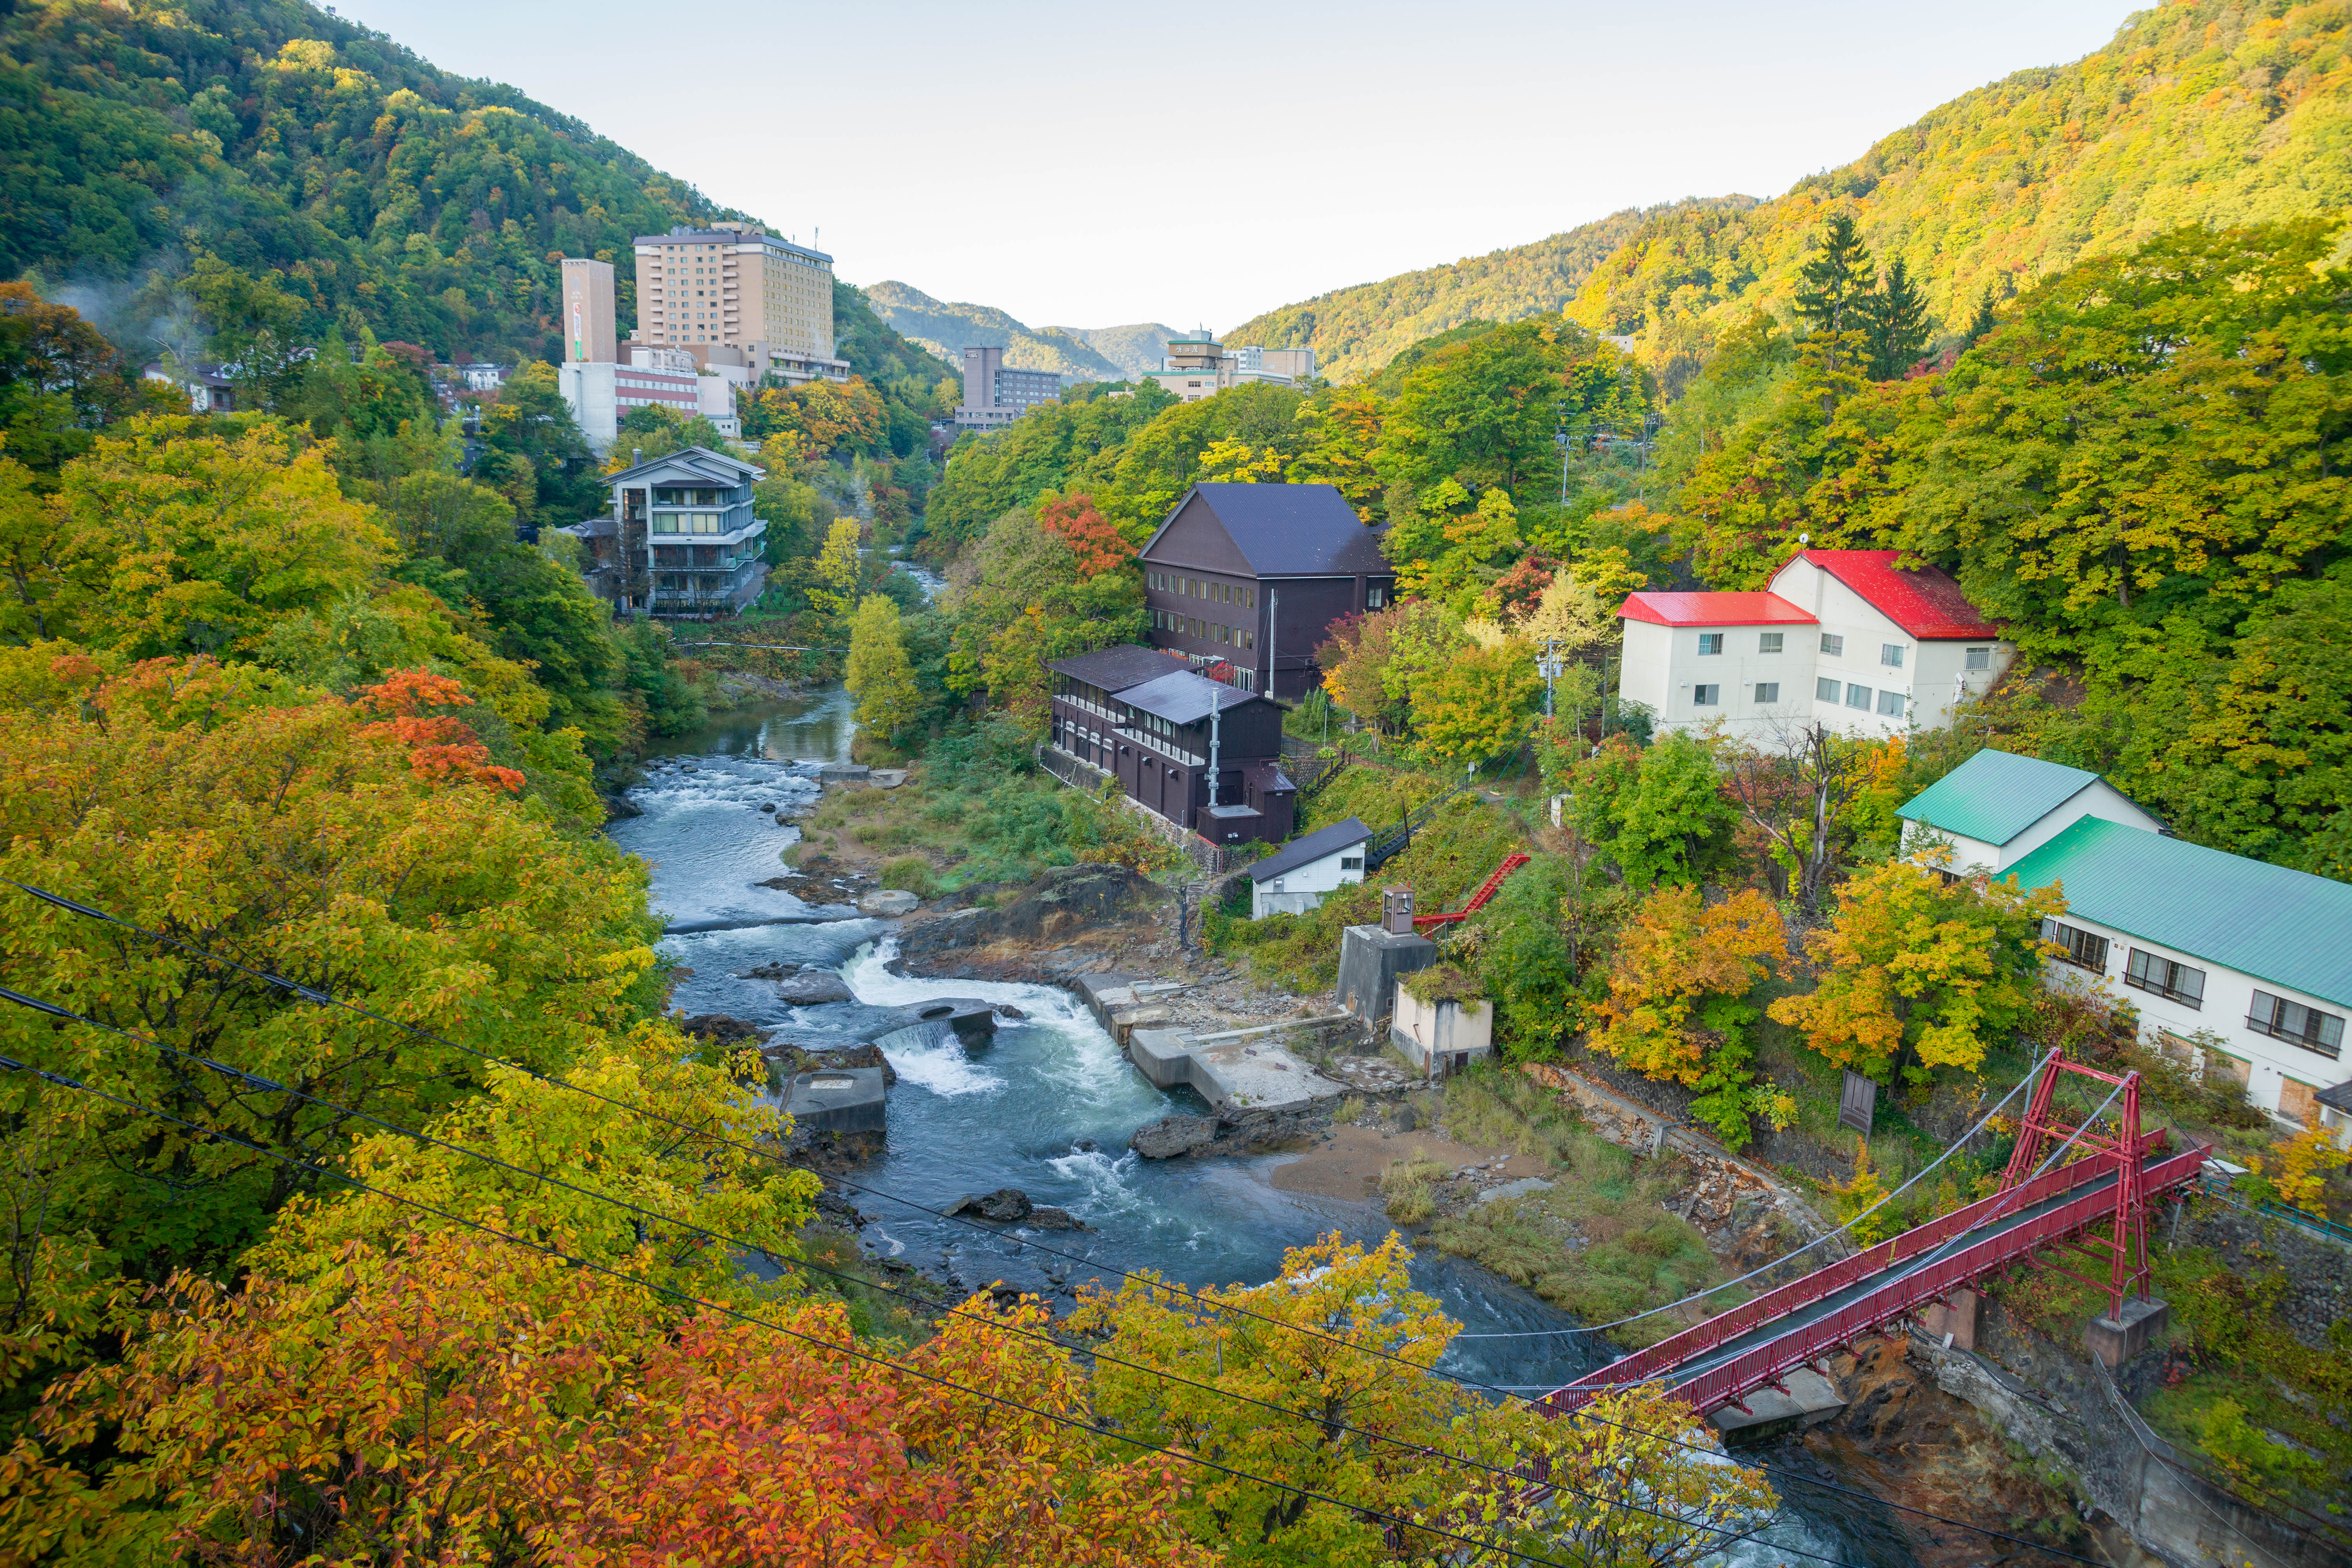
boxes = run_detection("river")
[610,685,1915,1566]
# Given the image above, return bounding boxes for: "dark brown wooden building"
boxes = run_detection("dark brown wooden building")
[1047,646,1295,844]
[1138,483,1393,703]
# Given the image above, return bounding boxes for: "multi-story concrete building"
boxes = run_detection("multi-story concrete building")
[558,346,751,452]
[555,446,768,618]
[630,223,849,384]
[1616,550,2014,742]
[560,258,616,364]
[1142,334,1316,402]
[953,345,1062,429]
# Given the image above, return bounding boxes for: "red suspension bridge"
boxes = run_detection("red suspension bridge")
[1538,1053,2207,1423]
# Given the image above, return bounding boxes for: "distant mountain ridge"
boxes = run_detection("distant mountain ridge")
[1230,0,2352,382]
[1224,198,1747,384]
[864,281,1177,382]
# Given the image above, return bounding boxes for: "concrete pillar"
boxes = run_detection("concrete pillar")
[2085,1297,2168,1368]
[1917,1288,1980,1351]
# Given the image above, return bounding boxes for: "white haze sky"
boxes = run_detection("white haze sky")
[338,0,2135,334]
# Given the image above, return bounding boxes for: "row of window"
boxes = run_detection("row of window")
[1690,683,1777,706]
[650,513,742,535]
[1695,630,1995,670]
[2042,919,2343,1059]
[1150,570,1257,610]
[1157,609,1255,648]
[1816,677,1906,716]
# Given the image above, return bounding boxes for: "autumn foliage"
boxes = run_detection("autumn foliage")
[1038,493,1134,575]
[356,668,525,792]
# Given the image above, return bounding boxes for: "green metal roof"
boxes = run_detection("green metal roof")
[1896,748,2105,846]
[2006,816,2352,1008]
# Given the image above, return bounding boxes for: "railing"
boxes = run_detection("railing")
[1541,1131,2199,1417]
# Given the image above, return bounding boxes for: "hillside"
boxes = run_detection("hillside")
[864,280,1176,382]
[1230,0,2352,383]
[1221,199,1746,384]
[0,0,761,362]
[1569,0,2352,348]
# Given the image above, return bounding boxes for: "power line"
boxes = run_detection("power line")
[0,983,1819,1568]
[1,880,2109,1567]
[0,1046,1699,1568]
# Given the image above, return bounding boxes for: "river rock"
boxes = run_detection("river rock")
[740,961,802,979]
[1023,1206,1090,1231]
[774,969,854,1005]
[943,1188,1033,1222]
[678,1013,765,1045]
[859,889,920,917]
[1129,1114,1217,1159]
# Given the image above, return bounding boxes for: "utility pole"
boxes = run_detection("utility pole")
[1267,588,1279,703]
[1537,637,1563,720]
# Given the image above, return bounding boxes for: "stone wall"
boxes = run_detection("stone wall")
[2172,1193,2350,1349]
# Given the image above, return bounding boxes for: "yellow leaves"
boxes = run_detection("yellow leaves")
[1592,885,1785,1087]
[2249,1125,2350,1212]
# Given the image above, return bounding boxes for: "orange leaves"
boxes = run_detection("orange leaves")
[1590,884,1785,1087]
[38,1232,1211,1568]
[1038,494,1134,576]
[355,668,523,793]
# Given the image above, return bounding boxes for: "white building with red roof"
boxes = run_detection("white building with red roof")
[1617,550,2013,741]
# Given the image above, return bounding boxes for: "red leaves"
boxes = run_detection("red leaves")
[355,668,523,794]
[1038,494,1134,576]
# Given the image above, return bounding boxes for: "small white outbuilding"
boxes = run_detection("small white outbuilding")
[1247,817,1372,919]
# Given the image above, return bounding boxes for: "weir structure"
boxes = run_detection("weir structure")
[1537,1052,2206,1422]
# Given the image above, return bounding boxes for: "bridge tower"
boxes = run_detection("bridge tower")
[2000,1052,2165,1359]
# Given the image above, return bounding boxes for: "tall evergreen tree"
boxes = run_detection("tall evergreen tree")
[1960,285,2001,350]
[1864,258,1933,379]
[1792,214,1874,339]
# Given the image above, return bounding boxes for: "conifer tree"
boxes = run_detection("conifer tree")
[1864,257,1933,380]
[1792,214,1874,340]
[1960,284,2001,349]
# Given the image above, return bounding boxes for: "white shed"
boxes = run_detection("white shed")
[1248,817,1372,919]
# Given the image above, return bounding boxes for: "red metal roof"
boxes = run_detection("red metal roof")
[1793,550,2000,640]
[1619,591,1816,628]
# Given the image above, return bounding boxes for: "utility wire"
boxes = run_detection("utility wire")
[1,880,2112,1567]
[0,1044,1782,1568]
[0,982,1834,1568]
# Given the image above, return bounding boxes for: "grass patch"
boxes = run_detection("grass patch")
[797,761,1172,891]
[876,855,940,898]
[1418,1065,1741,1347]
[1379,1150,1447,1224]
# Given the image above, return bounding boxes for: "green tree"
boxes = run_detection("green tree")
[1570,733,1739,888]
[845,593,919,738]
[1410,639,1538,763]
[808,519,864,621]
[1863,257,1932,380]
[1792,214,1874,345]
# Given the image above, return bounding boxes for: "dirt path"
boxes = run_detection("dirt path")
[1266,1124,1551,1202]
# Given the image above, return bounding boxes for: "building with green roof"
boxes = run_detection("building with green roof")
[1899,751,2350,1145]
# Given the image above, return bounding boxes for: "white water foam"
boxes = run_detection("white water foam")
[1043,1146,1148,1220]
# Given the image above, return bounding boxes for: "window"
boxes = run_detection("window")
[651,516,678,534]
[2249,991,2343,1058]
[2040,919,2110,973]
[1246,587,1256,608]
[1817,676,1841,703]
[1759,632,1783,654]
[1876,689,1904,717]
[1845,683,1871,709]
[2125,949,2205,1008]
[1821,634,1845,657]
[1366,584,1387,609]
[1754,682,1780,704]
[1965,646,1991,671]
[1242,630,1255,649]
[1692,684,1719,706]
[1881,644,1906,668]
[1339,856,1364,871]
[1697,632,1724,656]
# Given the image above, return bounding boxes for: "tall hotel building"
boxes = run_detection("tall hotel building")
[630,223,847,383]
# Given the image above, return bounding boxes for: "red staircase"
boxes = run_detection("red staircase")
[1411,852,1531,931]
[1537,1053,2205,1421]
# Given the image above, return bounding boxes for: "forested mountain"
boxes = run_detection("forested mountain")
[0,0,740,361]
[863,281,1176,382]
[1232,0,2350,382]
[1569,0,2352,353]
[1222,200,1727,384]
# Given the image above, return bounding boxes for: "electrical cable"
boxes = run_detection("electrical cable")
[1453,1049,2056,1339]
[0,882,2116,1566]
[0,1043,1810,1568]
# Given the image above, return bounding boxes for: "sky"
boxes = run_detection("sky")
[338,0,2139,334]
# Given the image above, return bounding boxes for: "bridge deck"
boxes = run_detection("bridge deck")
[1542,1136,2208,1417]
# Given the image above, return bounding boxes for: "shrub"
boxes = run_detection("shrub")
[1378,1152,1446,1223]
[876,855,939,898]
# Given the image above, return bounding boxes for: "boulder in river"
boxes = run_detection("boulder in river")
[1129,1114,1217,1159]
[944,1188,1033,1222]
[678,1013,765,1046]
[774,970,854,1005]
[740,961,802,979]
[1024,1206,1091,1231]
[859,889,920,917]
